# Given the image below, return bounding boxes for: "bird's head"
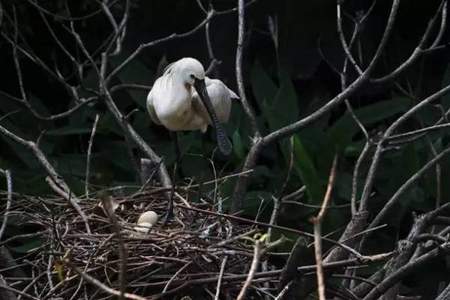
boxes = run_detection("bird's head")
[176,57,206,86]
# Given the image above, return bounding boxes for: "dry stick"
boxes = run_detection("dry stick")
[236,239,263,300]
[162,261,191,293]
[214,256,228,300]
[0,280,36,300]
[156,254,392,298]
[274,281,292,300]
[231,0,400,210]
[236,0,260,138]
[85,114,100,198]
[65,260,147,300]
[102,195,127,300]
[178,204,365,259]
[0,169,12,241]
[310,155,338,300]
[269,136,295,240]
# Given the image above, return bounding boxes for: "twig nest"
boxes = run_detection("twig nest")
[134,211,158,233]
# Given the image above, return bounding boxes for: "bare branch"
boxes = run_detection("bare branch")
[359,81,450,212]
[101,194,127,300]
[65,259,146,300]
[0,124,90,233]
[106,11,215,83]
[232,0,401,210]
[0,169,12,241]
[236,0,260,137]
[85,114,100,198]
[310,155,338,300]
[363,242,450,300]
[367,146,450,231]
[236,239,263,300]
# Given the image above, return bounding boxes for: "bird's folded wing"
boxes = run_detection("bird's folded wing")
[146,93,162,125]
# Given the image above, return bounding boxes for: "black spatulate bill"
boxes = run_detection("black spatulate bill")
[194,79,232,156]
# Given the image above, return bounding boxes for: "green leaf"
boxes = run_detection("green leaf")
[46,126,92,136]
[262,70,299,131]
[110,52,153,108]
[251,61,278,108]
[10,238,43,253]
[441,65,450,110]
[232,130,245,159]
[292,135,323,203]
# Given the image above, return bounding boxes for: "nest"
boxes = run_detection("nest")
[0,187,281,299]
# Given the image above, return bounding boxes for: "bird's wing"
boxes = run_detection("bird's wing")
[226,87,239,99]
[162,62,175,75]
[146,81,162,125]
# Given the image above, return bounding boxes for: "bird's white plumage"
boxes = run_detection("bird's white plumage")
[191,77,239,132]
[147,58,238,133]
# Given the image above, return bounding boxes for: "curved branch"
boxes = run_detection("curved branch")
[236,0,260,137]
[231,0,401,210]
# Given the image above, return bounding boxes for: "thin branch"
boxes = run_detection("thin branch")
[363,243,450,300]
[214,256,228,300]
[236,239,263,300]
[232,0,401,209]
[0,124,90,233]
[351,142,371,216]
[359,81,450,211]
[0,278,35,300]
[178,204,366,258]
[367,146,450,230]
[435,281,450,300]
[101,194,127,300]
[0,169,12,241]
[65,260,146,300]
[85,114,100,198]
[310,155,339,300]
[263,0,400,145]
[236,0,260,137]
[371,0,446,84]
[312,155,339,222]
[162,262,191,293]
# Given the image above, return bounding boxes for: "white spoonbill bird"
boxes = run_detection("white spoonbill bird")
[147,57,238,155]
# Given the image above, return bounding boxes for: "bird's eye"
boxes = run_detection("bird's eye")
[190,74,196,79]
